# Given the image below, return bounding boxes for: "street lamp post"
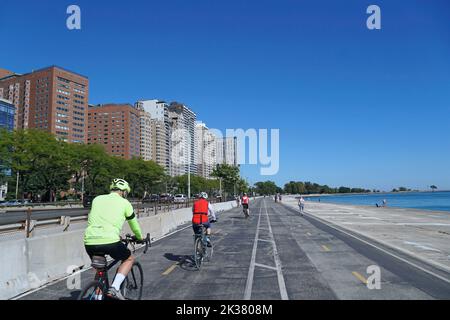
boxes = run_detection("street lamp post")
[187,142,191,200]
[81,171,85,202]
[15,171,19,200]
[219,178,222,201]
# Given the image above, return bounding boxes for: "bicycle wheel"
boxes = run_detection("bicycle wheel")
[205,240,214,262]
[194,236,204,270]
[122,262,144,300]
[78,281,106,301]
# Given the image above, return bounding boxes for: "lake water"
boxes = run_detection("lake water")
[305,191,450,212]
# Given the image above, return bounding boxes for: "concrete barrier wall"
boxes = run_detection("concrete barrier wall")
[0,199,243,300]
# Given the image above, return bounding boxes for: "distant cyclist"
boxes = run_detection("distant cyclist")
[192,192,217,247]
[84,179,144,300]
[242,193,250,216]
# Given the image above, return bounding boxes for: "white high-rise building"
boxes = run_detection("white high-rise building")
[136,104,153,161]
[224,136,237,166]
[169,102,197,177]
[195,121,217,179]
[135,100,171,173]
[215,136,237,167]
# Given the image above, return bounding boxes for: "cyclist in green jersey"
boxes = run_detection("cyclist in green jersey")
[84,178,143,300]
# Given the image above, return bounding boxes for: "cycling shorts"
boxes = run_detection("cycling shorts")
[192,222,211,235]
[85,241,131,262]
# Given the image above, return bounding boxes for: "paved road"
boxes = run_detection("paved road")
[0,208,88,226]
[18,198,450,300]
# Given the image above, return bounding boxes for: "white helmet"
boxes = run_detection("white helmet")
[200,192,208,199]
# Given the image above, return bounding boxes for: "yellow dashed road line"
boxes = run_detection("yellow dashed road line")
[352,271,368,285]
[162,263,179,276]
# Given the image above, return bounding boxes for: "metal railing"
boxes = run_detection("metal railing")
[0,198,226,238]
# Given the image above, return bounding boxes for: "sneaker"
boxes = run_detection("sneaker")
[206,237,212,247]
[106,287,126,300]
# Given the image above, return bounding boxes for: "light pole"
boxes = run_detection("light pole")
[187,142,191,199]
[81,171,85,202]
[15,171,19,200]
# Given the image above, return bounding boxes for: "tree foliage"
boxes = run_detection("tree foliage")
[0,129,166,201]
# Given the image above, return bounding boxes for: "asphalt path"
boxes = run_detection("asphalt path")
[17,198,450,300]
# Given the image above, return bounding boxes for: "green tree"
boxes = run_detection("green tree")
[430,185,437,192]
[211,164,240,197]
[254,181,280,195]
[338,187,351,193]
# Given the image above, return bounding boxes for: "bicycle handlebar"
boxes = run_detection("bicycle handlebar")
[122,233,151,254]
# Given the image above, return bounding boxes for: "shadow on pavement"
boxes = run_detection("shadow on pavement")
[164,253,198,272]
[59,290,81,300]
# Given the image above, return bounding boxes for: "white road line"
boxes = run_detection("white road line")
[244,204,262,300]
[255,263,278,271]
[264,200,289,300]
[258,239,275,244]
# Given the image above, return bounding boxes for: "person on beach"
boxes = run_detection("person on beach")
[298,196,305,216]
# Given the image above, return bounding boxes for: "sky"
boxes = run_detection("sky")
[1,0,449,191]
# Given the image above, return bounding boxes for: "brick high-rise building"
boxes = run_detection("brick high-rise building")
[0,66,89,143]
[87,104,141,159]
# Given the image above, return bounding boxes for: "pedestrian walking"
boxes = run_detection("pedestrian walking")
[298,196,305,216]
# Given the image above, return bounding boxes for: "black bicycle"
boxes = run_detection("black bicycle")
[243,204,250,219]
[78,233,151,300]
[193,223,215,270]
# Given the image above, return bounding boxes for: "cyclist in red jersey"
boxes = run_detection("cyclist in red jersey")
[241,193,250,216]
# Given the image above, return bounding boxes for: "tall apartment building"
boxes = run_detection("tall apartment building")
[0,66,89,143]
[0,98,15,201]
[215,136,237,167]
[224,136,238,166]
[169,102,197,177]
[87,104,140,159]
[136,103,153,161]
[136,100,171,173]
[195,121,217,179]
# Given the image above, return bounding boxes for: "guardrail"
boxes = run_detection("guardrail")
[0,198,227,238]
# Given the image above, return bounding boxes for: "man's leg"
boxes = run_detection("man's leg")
[111,255,134,291]
[106,243,132,299]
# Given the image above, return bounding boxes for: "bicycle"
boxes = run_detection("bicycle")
[193,222,215,270]
[243,204,250,219]
[78,233,151,300]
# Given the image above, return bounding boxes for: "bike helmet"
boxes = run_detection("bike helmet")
[110,178,131,193]
[199,192,208,199]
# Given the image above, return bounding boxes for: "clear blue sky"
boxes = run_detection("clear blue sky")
[1,0,449,191]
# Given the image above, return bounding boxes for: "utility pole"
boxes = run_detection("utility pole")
[187,143,191,199]
[15,171,19,200]
[219,178,222,201]
[81,171,85,202]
